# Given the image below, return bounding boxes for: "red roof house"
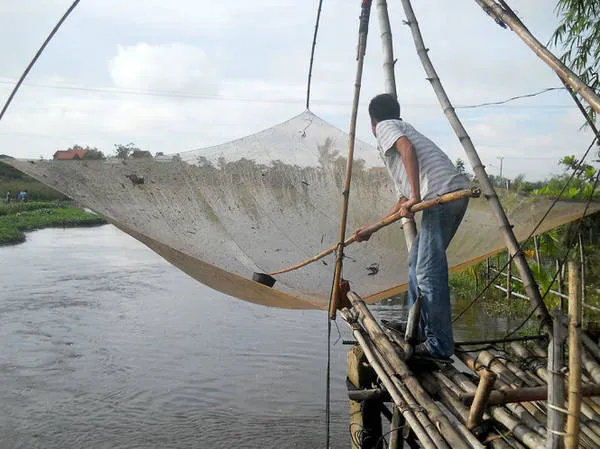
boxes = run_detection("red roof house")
[53,149,89,160]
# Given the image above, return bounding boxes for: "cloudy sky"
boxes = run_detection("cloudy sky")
[0,0,597,181]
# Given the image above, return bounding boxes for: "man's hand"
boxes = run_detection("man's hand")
[353,225,373,242]
[399,197,420,219]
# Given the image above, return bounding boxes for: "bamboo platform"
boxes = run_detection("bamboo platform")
[341,286,600,449]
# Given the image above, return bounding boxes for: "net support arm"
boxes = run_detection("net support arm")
[399,0,552,333]
[269,187,478,276]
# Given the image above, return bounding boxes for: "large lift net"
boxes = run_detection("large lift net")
[6,110,599,309]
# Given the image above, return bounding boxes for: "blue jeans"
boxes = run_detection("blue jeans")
[407,197,468,358]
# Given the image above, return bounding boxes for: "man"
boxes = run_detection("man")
[354,94,469,358]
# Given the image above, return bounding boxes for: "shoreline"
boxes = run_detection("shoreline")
[0,201,106,246]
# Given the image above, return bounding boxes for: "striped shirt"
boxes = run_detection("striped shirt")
[376,119,468,201]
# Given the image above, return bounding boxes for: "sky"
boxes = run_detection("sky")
[0,0,597,181]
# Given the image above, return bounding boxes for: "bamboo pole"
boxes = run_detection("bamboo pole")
[305,0,323,110]
[269,188,477,276]
[566,261,582,449]
[415,371,487,449]
[467,369,497,429]
[473,0,600,116]
[490,268,570,301]
[329,0,372,319]
[446,362,546,449]
[547,311,566,449]
[351,326,455,449]
[348,291,472,449]
[340,309,439,449]
[513,341,600,446]
[388,406,402,449]
[457,350,547,438]
[375,0,417,250]
[578,234,585,315]
[507,259,512,305]
[398,0,551,332]
[460,384,600,407]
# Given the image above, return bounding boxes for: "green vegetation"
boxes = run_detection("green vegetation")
[450,154,600,330]
[0,161,68,201]
[0,201,105,245]
[552,0,600,124]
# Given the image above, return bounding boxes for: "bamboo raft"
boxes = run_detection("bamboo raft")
[339,262,600,449]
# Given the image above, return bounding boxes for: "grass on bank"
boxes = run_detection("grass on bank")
[0,201,106,245]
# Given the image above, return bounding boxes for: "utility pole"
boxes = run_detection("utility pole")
[497,156,504,180]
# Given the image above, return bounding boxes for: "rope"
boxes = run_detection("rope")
[306,0,324,110]
[0,0,81,123]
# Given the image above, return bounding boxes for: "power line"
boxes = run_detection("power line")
[0,78,577,109]
[456,87,566,109]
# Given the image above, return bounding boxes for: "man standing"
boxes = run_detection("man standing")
[354,94,469,358]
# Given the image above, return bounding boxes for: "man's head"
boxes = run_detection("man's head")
[369,94,400,124]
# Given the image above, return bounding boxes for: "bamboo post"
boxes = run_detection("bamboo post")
[566,261,582,449]
[446,361,547,449]
[388,406,403,449]
[347,291,472,449]
[547,311,566,449]
[457,350,547,438]
[534,236,541,267]
[329,0,372,319]
[399,0,552,333]
[356,329,453,449]
[578,234,585,316]
[340,309,439,449]
[557,260,564,311]
[348,345,382,449]
[507,257,512,306]
[467,369,497,429]
[375,0,417,250]
[473,0,600,116]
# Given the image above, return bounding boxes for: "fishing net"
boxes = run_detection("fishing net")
[6,110,599,309]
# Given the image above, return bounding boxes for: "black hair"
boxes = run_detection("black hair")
[368,94,400,121]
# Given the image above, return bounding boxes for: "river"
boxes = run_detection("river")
[0,225,517,448]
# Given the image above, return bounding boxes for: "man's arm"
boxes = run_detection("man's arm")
[353,196,409,242]
[395,136,421,211]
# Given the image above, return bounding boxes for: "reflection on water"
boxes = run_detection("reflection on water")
[0,225,517,448]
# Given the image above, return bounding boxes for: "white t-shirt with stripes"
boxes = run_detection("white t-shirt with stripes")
[375,119,468,201]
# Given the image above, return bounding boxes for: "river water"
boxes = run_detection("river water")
[0,225,518,448]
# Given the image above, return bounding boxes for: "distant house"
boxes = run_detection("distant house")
[131,150,152,159]
[53,149,89,160]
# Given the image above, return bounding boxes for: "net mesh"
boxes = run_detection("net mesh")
[6,110,599,309]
